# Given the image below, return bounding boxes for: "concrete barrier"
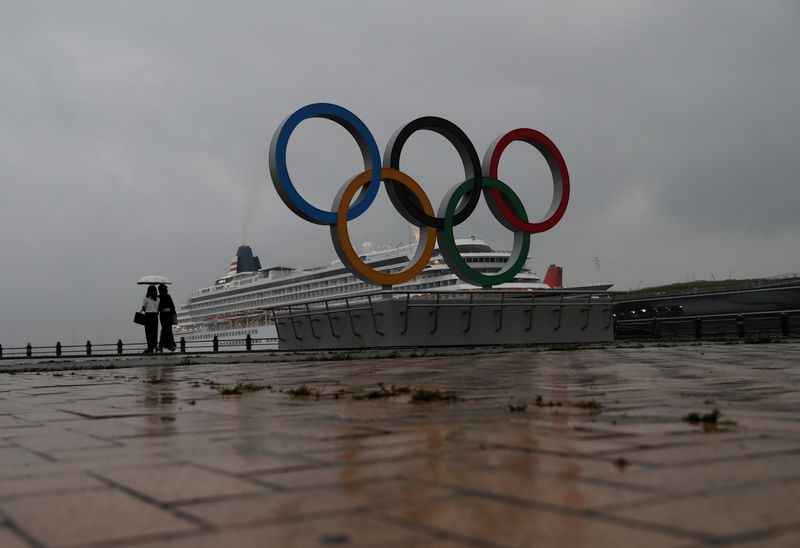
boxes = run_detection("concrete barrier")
[275,290,614,350]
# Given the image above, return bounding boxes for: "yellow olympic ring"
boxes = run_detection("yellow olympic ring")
[332,168,436,287]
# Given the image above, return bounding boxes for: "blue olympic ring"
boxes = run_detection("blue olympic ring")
[268,103,382,225]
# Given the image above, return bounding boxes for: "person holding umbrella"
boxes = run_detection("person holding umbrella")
[157,283,176,352]
[140,285,159,353]
[136,275,173,353]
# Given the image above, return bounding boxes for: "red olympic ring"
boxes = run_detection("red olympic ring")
[483,128,570,234]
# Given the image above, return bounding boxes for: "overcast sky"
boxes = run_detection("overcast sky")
[1,1,799,347]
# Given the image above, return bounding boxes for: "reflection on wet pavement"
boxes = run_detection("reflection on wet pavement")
[2,342,800,546]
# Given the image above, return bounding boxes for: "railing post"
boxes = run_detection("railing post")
[367,295,384,336]
[345,298,361,338]
[324,301,340,338]
[0,344,3,358]
[117,339,123,355]
[245,334,252,351]
[86,340,92,356]
[694,318,703,339]
[780,313,789,336]
[464,292,476,333]
[213,336,219,352]
[552,295,564,331]
[286,306,303,341]
[429,293,441,334]
[26,343,32,358]
[494,293,506,333]
[305,304,320,339]
[400,293,411,335]
[736,315,745,338]
[56,342,62,357]
[180,337,186,353]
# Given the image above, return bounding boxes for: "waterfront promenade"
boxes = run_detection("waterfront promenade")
[1,341,800,547]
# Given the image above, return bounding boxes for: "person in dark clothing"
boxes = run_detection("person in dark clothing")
[157,283,176,352]
[141,285,160,353]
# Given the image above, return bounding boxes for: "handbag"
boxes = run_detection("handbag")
[172,312,179,325]
[134,312,146,325]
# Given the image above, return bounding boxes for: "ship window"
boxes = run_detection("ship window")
[456,244,492,253]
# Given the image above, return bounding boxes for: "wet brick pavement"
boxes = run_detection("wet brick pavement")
[1,341,800,547]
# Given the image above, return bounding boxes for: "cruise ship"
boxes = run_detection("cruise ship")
[175,238,554,348]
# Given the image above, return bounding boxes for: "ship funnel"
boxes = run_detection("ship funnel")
[235,245,261,273]
[543,264,563,288]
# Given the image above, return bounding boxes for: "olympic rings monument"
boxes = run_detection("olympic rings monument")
[268,103,613,350]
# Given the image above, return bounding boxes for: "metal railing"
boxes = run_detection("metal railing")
[5,294,795,359]
[614,309,800,340]
[0,335,280,360]
[271,288,614,342]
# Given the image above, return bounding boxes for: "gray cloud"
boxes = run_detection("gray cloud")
[1,1,799,347]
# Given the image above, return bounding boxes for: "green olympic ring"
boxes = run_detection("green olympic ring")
[438,177,530,287]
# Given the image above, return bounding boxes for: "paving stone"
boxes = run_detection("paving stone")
[380,495,688,547]
[184,449,323,474]
[0,446,51,469]
[1,488,198,547]
[401,460,654,510]
[11,410,85,422]
[96,463,267,503]
[253,460,426,490]
[56,403,155,419]
[705,527,800,547]
[0,472,105,500]
[307,437,478,465]
[451,425,631,455]
[583,452,800,495]
[56,417,154,439]
[611,478,800,537]
[451,446,622,478]
[0,415,34,428]
[727,416,800,435]
[181,477,453,526]
[11,431,120,454]
[611,435,800,465]
[126,514,445,547]
[0,527,30,548]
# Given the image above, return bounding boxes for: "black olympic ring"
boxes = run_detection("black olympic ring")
[384,116,483,230]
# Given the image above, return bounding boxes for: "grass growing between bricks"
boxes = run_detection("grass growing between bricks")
[281,382,461,403]
[535,395,562,407]
[353,383,412,400]
[145,376,169,384]
[210,382,269,396]
[575,400,603,411]
[507,400,527,412]
[286,385,312,397]
[683,408,737,432]
[409,388,459,402]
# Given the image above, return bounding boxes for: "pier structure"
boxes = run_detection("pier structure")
[273,289,614,350]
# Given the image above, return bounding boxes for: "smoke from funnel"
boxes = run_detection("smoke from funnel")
[242,183,265,243]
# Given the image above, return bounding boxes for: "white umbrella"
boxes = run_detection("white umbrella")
[137,275,172,285]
